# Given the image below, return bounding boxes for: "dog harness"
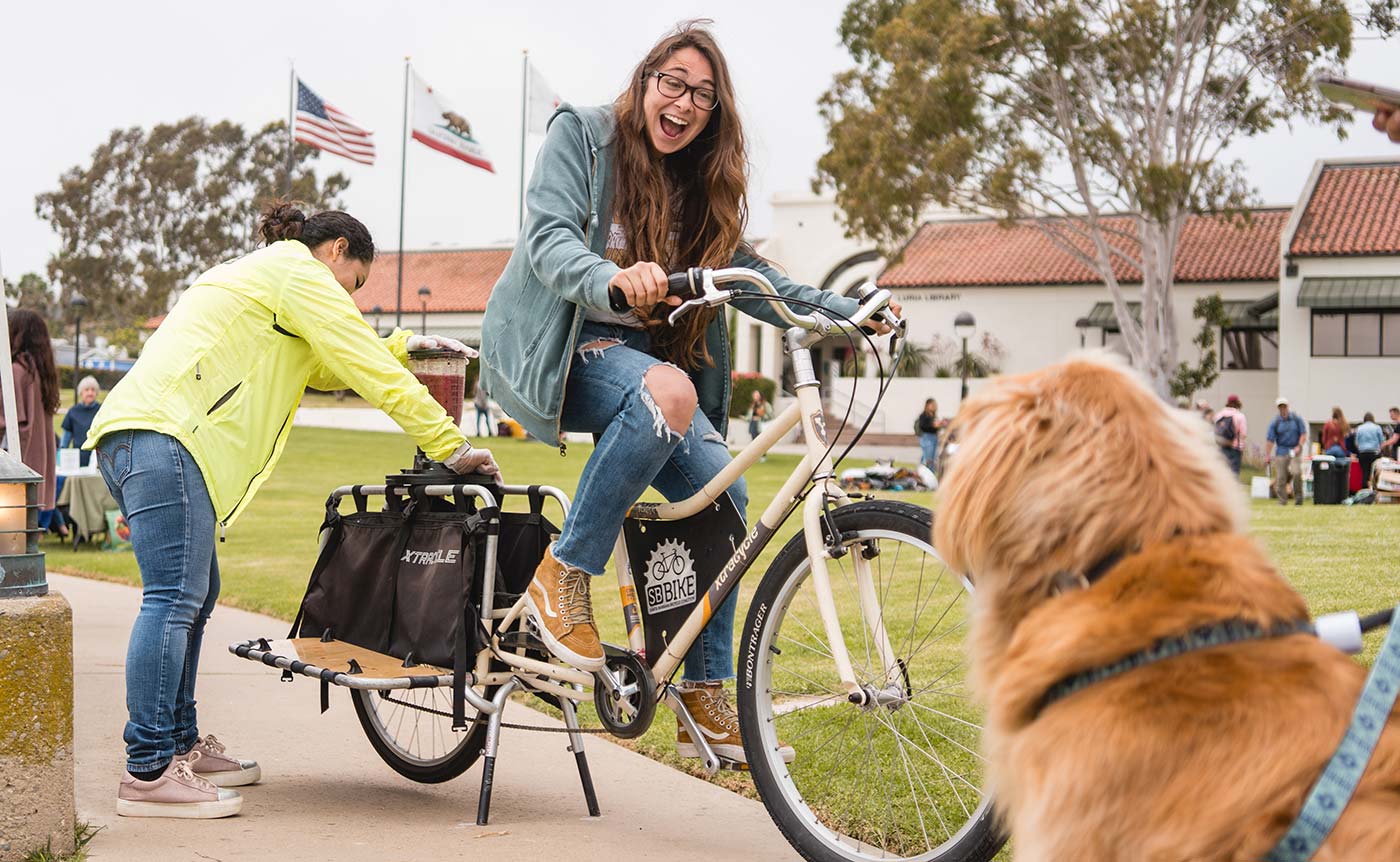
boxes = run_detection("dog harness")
[1264,607,1400,861]
[1029,602,1399,861]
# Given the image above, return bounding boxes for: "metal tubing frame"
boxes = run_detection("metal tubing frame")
[637,373,866,695]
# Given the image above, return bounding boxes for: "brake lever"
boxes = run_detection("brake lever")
[667,297,711,326]
[666,284,735,326]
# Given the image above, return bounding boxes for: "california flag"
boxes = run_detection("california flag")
[411,73,495,172]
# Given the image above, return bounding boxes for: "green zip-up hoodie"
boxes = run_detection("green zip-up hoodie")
[86,240,466,528]
[480,104,859,444]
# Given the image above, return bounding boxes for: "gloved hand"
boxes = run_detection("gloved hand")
[407,334,478,358]
[444,442,502,480]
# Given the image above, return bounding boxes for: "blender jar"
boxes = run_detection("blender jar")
[407,348,466,427]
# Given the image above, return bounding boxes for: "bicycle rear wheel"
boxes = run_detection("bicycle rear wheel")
[737,500,1003,862]
[351,684,496,784]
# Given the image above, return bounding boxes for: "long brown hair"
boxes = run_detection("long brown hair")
[1330,406,1350,438]
[8,309,60,414]
[611,20,748,369]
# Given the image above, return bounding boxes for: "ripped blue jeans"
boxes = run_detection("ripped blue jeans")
[553,321,747,682]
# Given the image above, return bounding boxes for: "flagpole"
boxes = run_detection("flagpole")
[518,50,528,233]
[285,62,296,196]
[0,250,17,459]
[396,56,410,330]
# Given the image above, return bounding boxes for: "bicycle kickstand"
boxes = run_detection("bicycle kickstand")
[559,694,601,817]
[475,678,519,826]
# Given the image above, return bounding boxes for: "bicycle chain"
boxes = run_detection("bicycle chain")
[379,692,617,734]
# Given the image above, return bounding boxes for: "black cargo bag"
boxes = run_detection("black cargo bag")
[289,487,482,727]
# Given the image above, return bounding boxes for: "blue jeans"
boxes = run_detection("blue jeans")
[1221,446,1242,476]
[96,430,220,774]
[554,322,747,682]
[919,432,939,470]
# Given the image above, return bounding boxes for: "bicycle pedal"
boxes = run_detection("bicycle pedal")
[499,628,548,653]
[717,758,750,772]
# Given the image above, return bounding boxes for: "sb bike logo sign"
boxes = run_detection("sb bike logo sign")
[622,492,747,660]
[643,539,696,614]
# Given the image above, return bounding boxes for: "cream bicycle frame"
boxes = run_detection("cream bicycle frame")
[492,269,904,701]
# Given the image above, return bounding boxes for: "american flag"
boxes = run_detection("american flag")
[293,79,375,166]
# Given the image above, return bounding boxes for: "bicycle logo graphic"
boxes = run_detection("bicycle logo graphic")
[643,538,696,614]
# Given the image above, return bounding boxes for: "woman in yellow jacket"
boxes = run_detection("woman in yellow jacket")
[86,202,499,819]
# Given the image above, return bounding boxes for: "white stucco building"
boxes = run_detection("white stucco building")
[733,158,1400,455]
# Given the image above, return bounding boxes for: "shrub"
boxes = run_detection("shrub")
[730,371,776,417]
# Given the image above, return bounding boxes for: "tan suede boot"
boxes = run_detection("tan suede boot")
[524,545,605,671]
[676,682,795,765]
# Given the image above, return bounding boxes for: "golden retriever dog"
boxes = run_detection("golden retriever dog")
[934,353,1400,861]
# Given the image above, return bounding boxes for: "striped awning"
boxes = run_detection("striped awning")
[1084,294,1276,332]
[1296,277,1400,309]
[1084,301,1139,331]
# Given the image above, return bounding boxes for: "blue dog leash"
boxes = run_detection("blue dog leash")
[1265,606,1400,861]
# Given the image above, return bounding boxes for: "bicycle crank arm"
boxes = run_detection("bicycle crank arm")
[662,684,721,776]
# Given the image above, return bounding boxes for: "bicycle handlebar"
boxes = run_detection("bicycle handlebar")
[604,266,901,337]
[607,270,701,313]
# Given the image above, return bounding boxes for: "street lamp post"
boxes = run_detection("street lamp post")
[70,294,88,405]
[372,305,384,337]
[1076,316,1091,349]
[417,286,431,335]
[954,311,977,403]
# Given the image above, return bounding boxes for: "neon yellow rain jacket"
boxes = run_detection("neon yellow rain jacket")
[85,240,466,529]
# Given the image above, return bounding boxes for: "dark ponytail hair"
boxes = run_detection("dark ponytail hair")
[7,309,60,415]
[259,199,375,262]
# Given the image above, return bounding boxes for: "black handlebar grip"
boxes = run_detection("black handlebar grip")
[607,269,701,312]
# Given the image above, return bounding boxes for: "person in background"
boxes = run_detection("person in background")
[1384,406,1400,459]
[915,398,947,472]
[1194,399,1213,424]
[1212,395,1247,478]
[473,382,493,437]
[747,388,772,443]
[1320,406,1350,460]
[86,200,499,820]
[0,310,62,536]
[1266,396,1308,506]
[1354,411,1385,487]
[61,375,102,466]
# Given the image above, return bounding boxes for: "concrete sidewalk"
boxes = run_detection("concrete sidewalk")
[55,573,799,862]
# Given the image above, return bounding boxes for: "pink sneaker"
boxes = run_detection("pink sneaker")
[116,751,242,819]
[177,734,261,787]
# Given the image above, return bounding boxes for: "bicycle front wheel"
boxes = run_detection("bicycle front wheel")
[737,500,1003,862]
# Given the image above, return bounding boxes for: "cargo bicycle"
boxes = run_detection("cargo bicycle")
[231,266,1003,862]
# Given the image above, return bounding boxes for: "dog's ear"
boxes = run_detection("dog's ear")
[935,353,1245,603]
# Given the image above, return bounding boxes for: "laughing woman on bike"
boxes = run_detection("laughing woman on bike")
[481,21,891,764]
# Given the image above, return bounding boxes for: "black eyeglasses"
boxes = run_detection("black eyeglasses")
[647,71,718,111]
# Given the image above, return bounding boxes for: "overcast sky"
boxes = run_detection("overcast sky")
[2,1,1396,285]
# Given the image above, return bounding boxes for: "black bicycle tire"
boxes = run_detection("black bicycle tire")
[737,499,1005,862]
[351,685,497,784]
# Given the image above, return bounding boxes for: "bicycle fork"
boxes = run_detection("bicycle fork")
[802,482,905,702]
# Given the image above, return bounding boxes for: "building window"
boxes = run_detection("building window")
[1311,311,1400,357]
[1385,314,1400,356]
[1312,313,1345,356]
[1222,329,1278,370]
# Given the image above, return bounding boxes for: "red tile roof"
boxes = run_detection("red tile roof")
[1289,163,1400,257]
[354,247,512,314]
[880,210,1289,288]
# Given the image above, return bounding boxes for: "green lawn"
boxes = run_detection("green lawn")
[46,424,1400,859]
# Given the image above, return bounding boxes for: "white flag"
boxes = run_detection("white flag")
[411,72,494,172]
[526,62,563,135]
